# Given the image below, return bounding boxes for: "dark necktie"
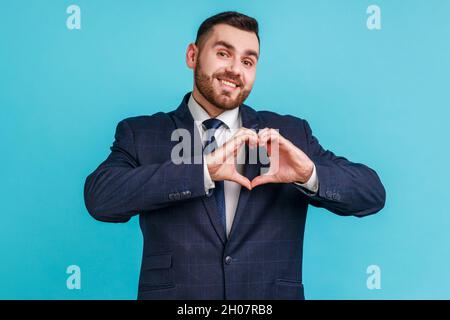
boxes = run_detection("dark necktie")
[202,118,226,232]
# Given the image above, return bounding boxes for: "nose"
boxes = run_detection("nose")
[225,57,243,78]
[228,57,241,75]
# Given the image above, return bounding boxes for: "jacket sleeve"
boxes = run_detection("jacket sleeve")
[84,119,206,223]
[302,120,386,217]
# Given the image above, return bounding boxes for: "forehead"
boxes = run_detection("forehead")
[204,24,259,55]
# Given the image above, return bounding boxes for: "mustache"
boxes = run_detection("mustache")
[214,72,244,87]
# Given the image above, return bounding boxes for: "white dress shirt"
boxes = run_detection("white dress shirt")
[187,93,318,238]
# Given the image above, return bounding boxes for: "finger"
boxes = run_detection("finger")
[257,127,270,136]
[230,172,252,190]
[258,129,277,146]
[258,128,281,141]
[231,127,257,138]
[251,175,275,188]
[220,131,254,151]
[229,132,258,153]
[231,128,259,148]
[259,132,280,155]
[241,132,259,148]
[219,133,258,165]
[258,128,287,142]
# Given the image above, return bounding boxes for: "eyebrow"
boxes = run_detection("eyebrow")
[213,40,259,60]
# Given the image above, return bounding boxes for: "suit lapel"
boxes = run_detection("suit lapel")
[170,93,227,245]
[170,93,262,245]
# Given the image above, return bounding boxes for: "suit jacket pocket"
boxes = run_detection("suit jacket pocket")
[275,279,305,300]
[140,253,174,290]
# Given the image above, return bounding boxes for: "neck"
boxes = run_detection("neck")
[192,86,224,118]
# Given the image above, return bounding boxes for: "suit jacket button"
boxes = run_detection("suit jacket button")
[168,193,174,200]
[225,256,232,265]
[186,190,191,197]
[174,192,181,201]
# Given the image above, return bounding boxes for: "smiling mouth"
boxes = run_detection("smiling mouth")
[217,77,240,89]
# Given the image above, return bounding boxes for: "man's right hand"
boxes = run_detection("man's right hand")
[205,128,258,190]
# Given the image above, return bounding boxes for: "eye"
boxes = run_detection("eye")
[217,51,230,58]
[242,59,254,67]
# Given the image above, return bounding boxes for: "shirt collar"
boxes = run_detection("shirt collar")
[187,93,240,130]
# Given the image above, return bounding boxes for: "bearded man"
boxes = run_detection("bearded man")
[84,11,386,300]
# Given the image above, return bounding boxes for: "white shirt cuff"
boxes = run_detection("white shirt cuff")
[294,164,319,194]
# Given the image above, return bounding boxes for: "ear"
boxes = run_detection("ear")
[186,43,198,70]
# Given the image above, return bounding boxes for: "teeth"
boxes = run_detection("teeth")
[221,79,237,88]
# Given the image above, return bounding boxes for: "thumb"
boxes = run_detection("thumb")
[230,172,252,190]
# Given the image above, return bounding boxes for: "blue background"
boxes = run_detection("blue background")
[1,0,449,299]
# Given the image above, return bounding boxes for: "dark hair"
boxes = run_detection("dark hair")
[195,11,260,47]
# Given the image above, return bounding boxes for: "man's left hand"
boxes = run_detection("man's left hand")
[251,128,314,188]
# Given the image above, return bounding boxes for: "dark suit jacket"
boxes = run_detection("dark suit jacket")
[84,92,386,300]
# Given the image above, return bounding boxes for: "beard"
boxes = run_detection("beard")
[194,60,251,111]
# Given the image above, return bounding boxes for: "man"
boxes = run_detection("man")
[84,11,386,300]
